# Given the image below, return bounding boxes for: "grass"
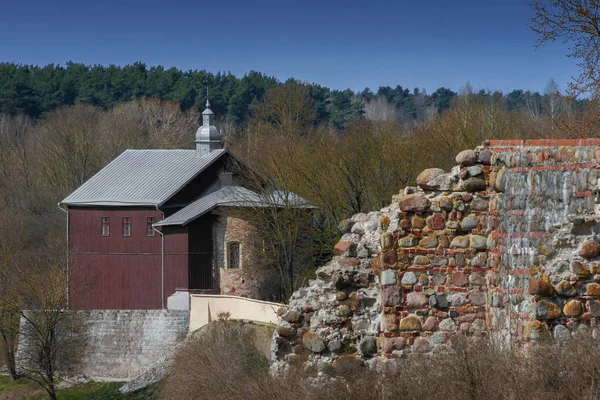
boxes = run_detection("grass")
[0,376,161,400]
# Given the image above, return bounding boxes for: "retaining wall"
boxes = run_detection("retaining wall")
[50,310,190,380]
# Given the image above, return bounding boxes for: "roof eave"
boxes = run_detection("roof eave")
[153,205,215,227]
[61,201,160,207]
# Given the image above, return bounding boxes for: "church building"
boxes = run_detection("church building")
[60,101,297,309]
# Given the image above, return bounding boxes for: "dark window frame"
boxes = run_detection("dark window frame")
[122,217,131,237]
[101,217,110,237]
[147,217,155,237]
[228,242,240,269]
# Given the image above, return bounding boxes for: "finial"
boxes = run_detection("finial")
[206,85,210,108]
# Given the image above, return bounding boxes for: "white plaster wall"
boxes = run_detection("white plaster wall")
[189,294,282,331]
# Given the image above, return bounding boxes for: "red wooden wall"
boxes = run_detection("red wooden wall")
[164,225,190,296]
[68,207,189,309]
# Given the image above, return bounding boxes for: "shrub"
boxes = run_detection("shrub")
[162,326,600,400]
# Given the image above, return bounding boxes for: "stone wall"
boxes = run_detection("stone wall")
[73,310,188,379]
[213,211,265,299]
[271,139,600,374]
[488,139,600,341]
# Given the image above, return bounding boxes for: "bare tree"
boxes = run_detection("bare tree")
[236,113,417,234]
[250,83,316,137]
[0,114,37,207]
[15,258,84,400]
[99,98,199,158]
[230,135,318,300]
[98,101,146,159]
[137,97,199,149]
[544,78,564,126]
[0,210,30,381]
[524,91,543,119]
[528,0,600,95]
[364,97,399,122]
[412,89,431,123]
[409,91,529,172]
[299,120,413,216]
[423,104,439,120]
[232,192,315,301]
[38,105,104,197]
[0,205,83,400]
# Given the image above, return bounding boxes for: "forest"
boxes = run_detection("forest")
[0,62,588,130]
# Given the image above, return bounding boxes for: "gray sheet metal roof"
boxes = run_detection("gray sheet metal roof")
[61,149,227,206]
[154,186,265,226]
[154,186,313,227]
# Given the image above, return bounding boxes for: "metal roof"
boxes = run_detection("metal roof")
[154,186,313,227]
[61,149,227,206]
[154,186,265,226]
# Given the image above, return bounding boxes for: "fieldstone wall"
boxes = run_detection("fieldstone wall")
[271,139,600,375]
[213,211,265,299]
[75,310,189,379]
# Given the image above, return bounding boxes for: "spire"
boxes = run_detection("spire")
[202,85,214,118]
[195,96,222,157]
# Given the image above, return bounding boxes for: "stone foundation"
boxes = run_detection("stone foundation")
[271,139,600,374]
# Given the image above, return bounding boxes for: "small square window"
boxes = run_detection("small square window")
[147,217,155,236]
[122,217,131,237]
[228,242,240,269]
[101,217,110,236]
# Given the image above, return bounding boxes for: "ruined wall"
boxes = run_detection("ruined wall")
[271,139,600,374]
[488,139,600,341]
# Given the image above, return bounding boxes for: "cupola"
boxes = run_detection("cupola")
[195,99,222,157]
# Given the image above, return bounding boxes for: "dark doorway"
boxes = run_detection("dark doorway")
[188,222,213,289]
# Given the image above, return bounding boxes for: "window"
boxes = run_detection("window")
[228,242,240,269]
[122,217,131,237]
[101,217,110,236]
[147,217,155,236]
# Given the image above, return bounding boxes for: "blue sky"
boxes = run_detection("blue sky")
[0,0,578,94]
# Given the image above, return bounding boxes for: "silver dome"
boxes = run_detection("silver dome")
[195,99,223,157]
[196,124,221,143]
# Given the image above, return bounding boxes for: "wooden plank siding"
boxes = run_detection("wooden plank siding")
[164,225,191,297]
[69,207,190,309]
[188,220,214,290]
